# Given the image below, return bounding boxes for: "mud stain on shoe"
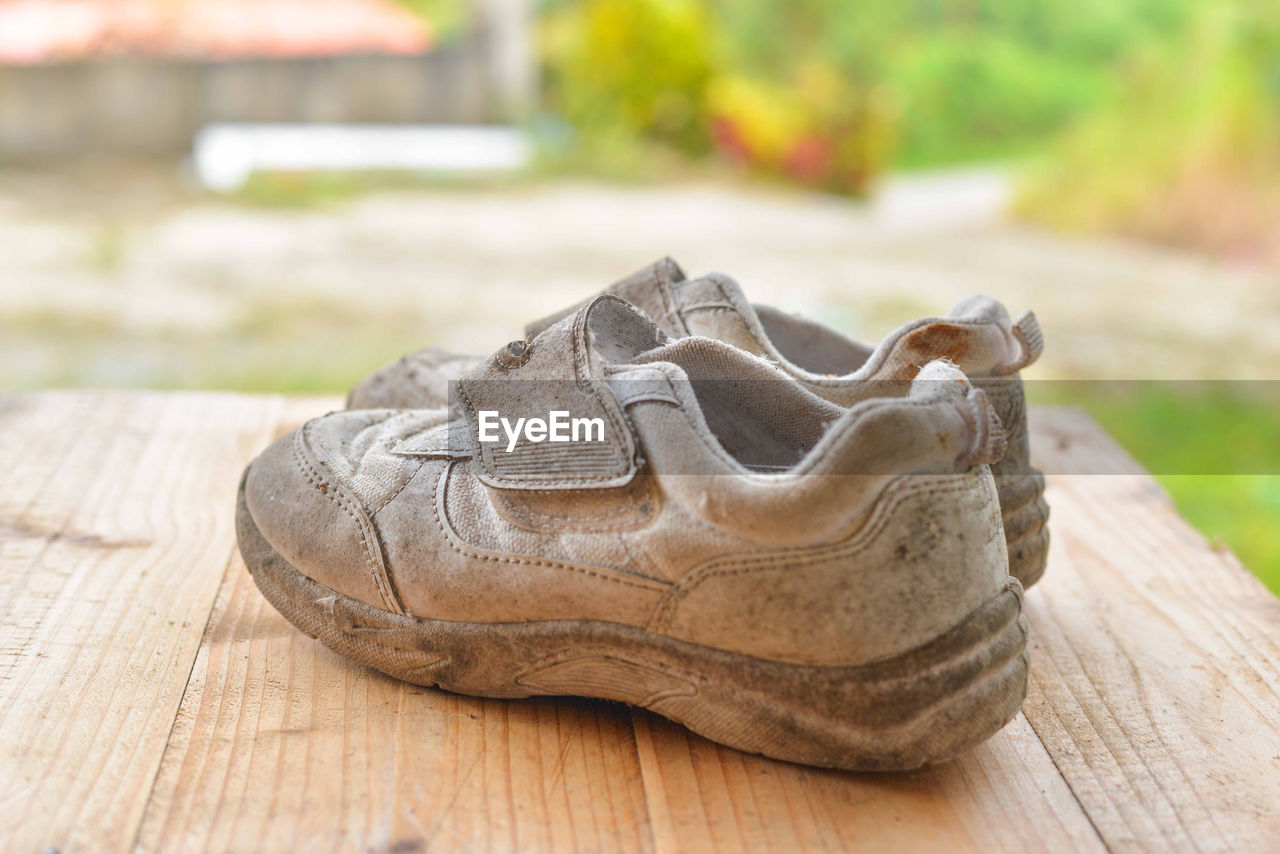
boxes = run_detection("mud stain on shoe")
[904,322,972,364]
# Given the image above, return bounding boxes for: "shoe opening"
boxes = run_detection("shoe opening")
[633,337,845,473]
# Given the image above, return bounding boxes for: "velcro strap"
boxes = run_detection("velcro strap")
[604,366,681,407]
[459,297,658,490]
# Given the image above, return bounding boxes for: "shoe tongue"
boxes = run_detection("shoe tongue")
[457,296,665,490]
[524,257,687,339]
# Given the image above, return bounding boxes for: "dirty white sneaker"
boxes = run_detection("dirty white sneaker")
[240,296,1028,771]
[348,258,1049,588]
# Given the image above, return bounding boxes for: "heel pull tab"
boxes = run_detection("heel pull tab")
[992,311,1044,375]
[958,388,1008,467]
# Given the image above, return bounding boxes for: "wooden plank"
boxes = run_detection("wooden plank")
[136,410,654,852]
[11,394,1278,852]
[1022,408,1280,852]
[631,709,1104,853]
[0,392,281,853]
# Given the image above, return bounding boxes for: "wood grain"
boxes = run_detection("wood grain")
[0,392,280,853]
[137,552,654,853]
[1025,409,1280,853]
[3,395,1279,853]
[632,708,1104,853]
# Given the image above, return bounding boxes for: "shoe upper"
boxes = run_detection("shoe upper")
[344,347,477,412]
[246,296,1012,668]
[344,257,1049,592]
[346,256,1041,410]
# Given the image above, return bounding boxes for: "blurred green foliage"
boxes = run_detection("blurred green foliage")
[716,0,1196,167]
[703,66,894,193]
[886,34,1103,166]
[394,0,471,41]
[1028,383,1280,593]
[541,0,715,154]
[538,0,1201,188]
[1019,1,1280,260]
[1160,475,1280,594]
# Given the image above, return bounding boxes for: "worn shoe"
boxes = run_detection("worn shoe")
[239,296,1028,771]
[348,258,1050,588]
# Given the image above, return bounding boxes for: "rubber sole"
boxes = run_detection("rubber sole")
[237,484,1029,772]
[997,469,1049,589]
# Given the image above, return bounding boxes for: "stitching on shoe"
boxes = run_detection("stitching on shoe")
[502,500,634,524]
[649,477,983,631]
[652,266,690,336]
[293,426,401,613]
[367,462,422,516]
[432,463,669,593]
[293,424,405,615]
[657,478,981,628]
[571,303,635,458]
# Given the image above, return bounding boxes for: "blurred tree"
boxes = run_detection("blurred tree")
[541,0,715,152]
[395,0,472,40]
[1020,0,1280,262]
[538,0,1213,188]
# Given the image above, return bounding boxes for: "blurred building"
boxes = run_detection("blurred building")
[0,0,531,158]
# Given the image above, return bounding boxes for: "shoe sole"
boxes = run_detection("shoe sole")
[997,470,1050,589]
[237,481,1030,772]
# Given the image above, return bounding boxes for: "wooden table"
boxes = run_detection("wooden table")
[2,392,1278,853]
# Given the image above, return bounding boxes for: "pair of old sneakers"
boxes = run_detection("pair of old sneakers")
[236,258,1049,772]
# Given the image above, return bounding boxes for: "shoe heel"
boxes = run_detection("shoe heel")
[997,470,1050,588]
[974,373,1050,589]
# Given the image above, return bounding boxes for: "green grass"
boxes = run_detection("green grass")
[226,170,537,210]
[1028,382,1280,592]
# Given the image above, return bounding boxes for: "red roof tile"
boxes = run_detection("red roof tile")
[0,0,433,64]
